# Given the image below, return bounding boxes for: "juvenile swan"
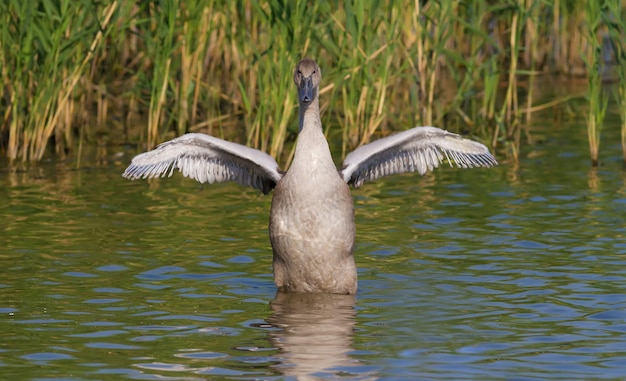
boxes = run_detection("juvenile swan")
[123,58,497,294]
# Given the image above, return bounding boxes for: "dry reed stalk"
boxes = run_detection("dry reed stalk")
[269,89,296,159]
[413,0,429,126]
[148,57,171,149]
[504,9,519,127]
[32,1,118,161]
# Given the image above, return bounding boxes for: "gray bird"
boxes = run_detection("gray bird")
[123,58,497,294]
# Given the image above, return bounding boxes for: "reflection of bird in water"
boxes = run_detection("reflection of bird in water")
[123,59,497,295]
[267,292,375,379]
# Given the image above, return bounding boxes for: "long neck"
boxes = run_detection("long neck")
[292,95,336,172]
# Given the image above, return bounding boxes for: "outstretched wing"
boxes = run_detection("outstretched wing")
[122,133,283,194]
[341,126,497,188]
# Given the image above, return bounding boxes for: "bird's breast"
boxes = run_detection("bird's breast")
[270,167,354,242]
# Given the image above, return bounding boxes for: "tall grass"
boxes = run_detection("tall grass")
[331,1,401,155]
[1,0,625,164]
[0,0,118,161]
[583,1,611,167]
[604,0,626,166]
[618,60,626,167]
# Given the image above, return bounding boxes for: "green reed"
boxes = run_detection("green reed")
[332,1,402,155]
[604,0,626,166]
[1,0,623,163]
[619,63,626,167]
[583,1,610,167]
[0,0,117,161]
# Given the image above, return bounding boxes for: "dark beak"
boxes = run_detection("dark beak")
[298,76,314,104]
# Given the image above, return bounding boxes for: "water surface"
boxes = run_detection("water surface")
[1,117,626,380]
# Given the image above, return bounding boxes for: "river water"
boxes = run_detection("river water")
[1,112,626,380]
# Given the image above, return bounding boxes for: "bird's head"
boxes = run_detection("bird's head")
[294,58,321,106]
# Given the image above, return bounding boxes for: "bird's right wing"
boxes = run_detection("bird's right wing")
[122,133,283,194]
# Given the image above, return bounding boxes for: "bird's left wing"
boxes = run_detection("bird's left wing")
[340,126,497,188]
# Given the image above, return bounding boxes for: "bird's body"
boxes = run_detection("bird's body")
[123,58,497,294]
[270,71,357,293]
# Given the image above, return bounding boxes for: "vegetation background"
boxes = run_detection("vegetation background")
[1,0,625,166]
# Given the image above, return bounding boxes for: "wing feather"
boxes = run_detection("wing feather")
[122,133,282,194]
[341,126,497,188]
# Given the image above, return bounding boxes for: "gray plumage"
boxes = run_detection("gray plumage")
[123,133,281,194]
[123,58,497,294]
[341,126,498,188]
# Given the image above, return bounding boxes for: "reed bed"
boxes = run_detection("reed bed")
[1,0,625,164]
